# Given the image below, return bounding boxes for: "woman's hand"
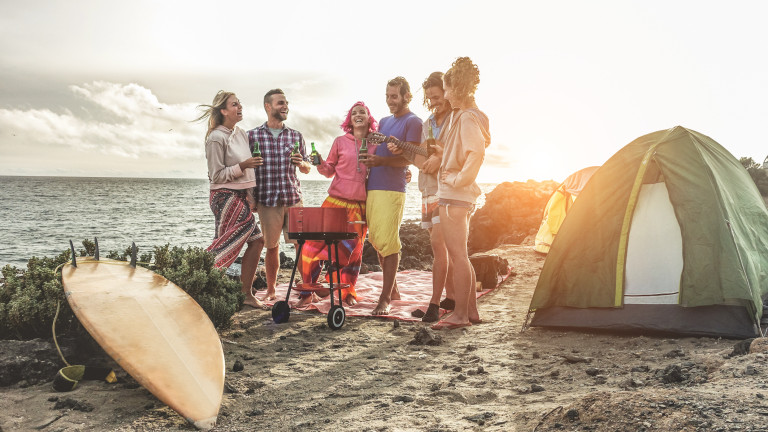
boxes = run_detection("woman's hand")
[239,156,263,170]
[360,153,382,167]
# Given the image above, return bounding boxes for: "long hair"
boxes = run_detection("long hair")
[340,101,378,134]
[443,57,480,106]
[194,90,235,139]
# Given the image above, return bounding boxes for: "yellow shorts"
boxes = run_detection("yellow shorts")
[365,190,405,257]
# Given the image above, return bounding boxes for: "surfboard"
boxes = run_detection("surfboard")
[61,256,224,430]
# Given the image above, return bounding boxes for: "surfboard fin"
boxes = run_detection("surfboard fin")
[69,240,77,268]
[130,242,137,268]
[94,237,100,260]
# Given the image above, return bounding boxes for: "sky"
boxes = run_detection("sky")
[1,0,767,184]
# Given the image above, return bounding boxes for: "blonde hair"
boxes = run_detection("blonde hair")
[194,90,236,139]
[444,57,480,107]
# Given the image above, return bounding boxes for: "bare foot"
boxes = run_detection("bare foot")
[242,295,266,310]
[371,301,391,316]
[345,294,357,306]
[261,289,277,301]
[295,293,320,308]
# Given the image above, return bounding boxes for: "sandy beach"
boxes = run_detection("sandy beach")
[2,243,767,432]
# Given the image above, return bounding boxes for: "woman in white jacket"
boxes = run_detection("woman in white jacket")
[431,58,491,330]
[197,91,265,309]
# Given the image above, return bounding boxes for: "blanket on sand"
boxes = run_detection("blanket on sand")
[262,270,508,321]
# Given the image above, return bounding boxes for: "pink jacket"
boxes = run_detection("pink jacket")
[317,133,376,202]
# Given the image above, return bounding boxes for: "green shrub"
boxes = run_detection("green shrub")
[0,250,79,340]
[0,241,243,341]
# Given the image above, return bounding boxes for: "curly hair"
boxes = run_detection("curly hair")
[443,57,480,106]
[421,71,444,110]
[340,101,378,134]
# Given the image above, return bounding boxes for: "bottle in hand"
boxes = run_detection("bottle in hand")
[310,142,321,165]
[358,138,368,162]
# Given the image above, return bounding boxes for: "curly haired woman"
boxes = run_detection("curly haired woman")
[430,58,491,330]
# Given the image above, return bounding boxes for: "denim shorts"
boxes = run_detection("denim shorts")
[437,198,475,210]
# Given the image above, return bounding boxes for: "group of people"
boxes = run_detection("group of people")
[197,57,490,330]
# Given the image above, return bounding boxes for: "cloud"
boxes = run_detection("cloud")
[0,81,205,162]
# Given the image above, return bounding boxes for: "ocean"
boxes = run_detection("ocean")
[0,176,497,269]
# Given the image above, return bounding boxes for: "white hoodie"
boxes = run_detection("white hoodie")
[437,107,491,203]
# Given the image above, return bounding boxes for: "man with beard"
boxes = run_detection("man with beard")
[401,71,456,322]
[360,77,422,315]
[248,88,312,302]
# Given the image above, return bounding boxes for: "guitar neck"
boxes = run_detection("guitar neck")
[388,137,429,157]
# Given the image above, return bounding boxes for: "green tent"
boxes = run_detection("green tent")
[528,126,768,338]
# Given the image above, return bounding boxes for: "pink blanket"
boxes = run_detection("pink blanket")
[262,270,504,321]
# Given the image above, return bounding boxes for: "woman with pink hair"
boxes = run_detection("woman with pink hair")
[296,102,378,306]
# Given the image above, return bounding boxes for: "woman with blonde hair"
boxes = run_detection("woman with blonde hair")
[430,57,491,330]
[196,90,265,309]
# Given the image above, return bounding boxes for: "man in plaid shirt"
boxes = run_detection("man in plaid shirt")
[248,88,312,301]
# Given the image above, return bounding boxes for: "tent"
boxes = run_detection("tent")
[527,126,768,338]
[534,166,600,254]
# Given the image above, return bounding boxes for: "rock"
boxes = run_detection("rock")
[464,412,495,425]
[393,395,415,403]
[468,180,558,253]
[594,375,608,384]
[232,360,244,372]
[469,254,510,290]
[661,365,686,383]
[745,365,758,376]
[750,338,768,354]
[279,252,294,269]
[409,328,443,346]
[565,408,580,421]
[664,348,685,358]
[0,339,78,387]
[513,385,531,394]
[246,408,264,416]
[531,384,545,392]
[585,367,600,376]
[52,397,94,412]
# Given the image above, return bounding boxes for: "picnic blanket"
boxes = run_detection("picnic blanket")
[262,270,509,321]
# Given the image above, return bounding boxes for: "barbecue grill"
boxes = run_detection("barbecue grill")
[271,207,360,329]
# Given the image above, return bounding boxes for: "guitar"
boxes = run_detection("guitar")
[366,132,434,158]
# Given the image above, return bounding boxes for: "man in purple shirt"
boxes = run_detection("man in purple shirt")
[361,77,422,315]
[248,88,312,301]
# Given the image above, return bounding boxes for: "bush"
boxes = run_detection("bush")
[0,250,78,340]
[0,241,243,340]
[740,157,768,196]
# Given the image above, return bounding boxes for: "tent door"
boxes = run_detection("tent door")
[624,182,683,304]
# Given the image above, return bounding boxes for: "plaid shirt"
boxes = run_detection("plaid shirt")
[247,123,308,207]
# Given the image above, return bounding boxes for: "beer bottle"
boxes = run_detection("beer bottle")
[358,138,368,162]
[292,141,300,155]
[310,142,321,165]
[252,140,261,158]
[426,123,435,156]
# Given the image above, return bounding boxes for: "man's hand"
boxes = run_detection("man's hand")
[422,154,441,174]
[405,169,412,183]
[387,142,403,155]
[291,153,312,173]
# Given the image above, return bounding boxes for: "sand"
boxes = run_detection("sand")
[2,244,768,432]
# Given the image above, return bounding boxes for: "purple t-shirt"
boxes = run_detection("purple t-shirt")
[367,112,423,192]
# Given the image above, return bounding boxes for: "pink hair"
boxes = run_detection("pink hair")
[340,101,378,134]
